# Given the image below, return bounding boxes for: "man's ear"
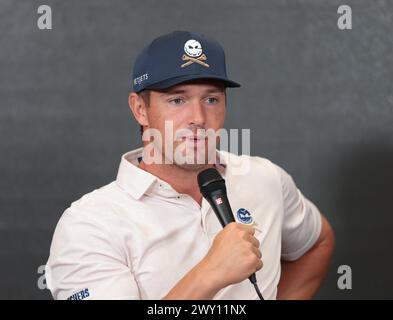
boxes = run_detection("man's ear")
[128,92,149,127]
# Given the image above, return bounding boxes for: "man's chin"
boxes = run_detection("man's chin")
[168,146,217,171]
[173,162,212,172]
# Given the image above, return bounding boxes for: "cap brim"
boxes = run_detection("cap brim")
[142,74,241,92]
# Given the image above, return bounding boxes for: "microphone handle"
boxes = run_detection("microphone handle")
[206,190,258,285]
[206,190,235,227]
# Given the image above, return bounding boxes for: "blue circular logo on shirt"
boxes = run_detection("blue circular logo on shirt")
[236,208,253,224]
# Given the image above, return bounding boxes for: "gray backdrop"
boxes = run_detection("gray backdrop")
[1,0,392,299]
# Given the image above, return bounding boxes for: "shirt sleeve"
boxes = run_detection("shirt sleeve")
[275,164,322,261]
[45,208,141,300]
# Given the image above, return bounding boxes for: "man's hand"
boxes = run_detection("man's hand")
[163,222,262,300]
[200,222,263,290]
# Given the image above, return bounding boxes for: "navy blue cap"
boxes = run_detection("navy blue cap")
[132,31,241,93]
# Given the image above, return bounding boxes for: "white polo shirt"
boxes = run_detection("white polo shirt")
[46,148,322,300]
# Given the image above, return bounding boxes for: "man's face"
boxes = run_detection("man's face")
[143,80,226,171]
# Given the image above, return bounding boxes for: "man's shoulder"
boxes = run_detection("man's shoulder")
[219,150,281,179]
[47,181,133,265]
[63,180,134,223]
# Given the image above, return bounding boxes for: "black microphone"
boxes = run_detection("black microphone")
[197,167,264,300]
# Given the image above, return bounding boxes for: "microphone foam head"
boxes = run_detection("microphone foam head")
[197,168,223,187]
[197,168,225,194]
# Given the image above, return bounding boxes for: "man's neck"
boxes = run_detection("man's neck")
[138,160,213,207]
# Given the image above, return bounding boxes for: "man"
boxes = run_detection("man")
[46,31,334,300]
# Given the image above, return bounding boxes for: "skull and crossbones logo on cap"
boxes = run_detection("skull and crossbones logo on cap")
[181,39,209,68]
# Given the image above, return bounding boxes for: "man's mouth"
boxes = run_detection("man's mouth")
[181,135,206,142]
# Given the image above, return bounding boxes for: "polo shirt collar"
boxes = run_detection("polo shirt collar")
[116,147,228,200]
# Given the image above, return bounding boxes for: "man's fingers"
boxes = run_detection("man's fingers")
[247,235,260,248]
[252,247,262,259]
[236,223,255,235]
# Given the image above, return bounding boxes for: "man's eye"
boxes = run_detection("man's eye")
[169,98,184,105]
[206,97,218,104]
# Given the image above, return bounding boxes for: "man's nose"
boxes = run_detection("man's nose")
[188,101,206,127]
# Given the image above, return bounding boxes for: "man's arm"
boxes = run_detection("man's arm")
[277,213,335,300]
